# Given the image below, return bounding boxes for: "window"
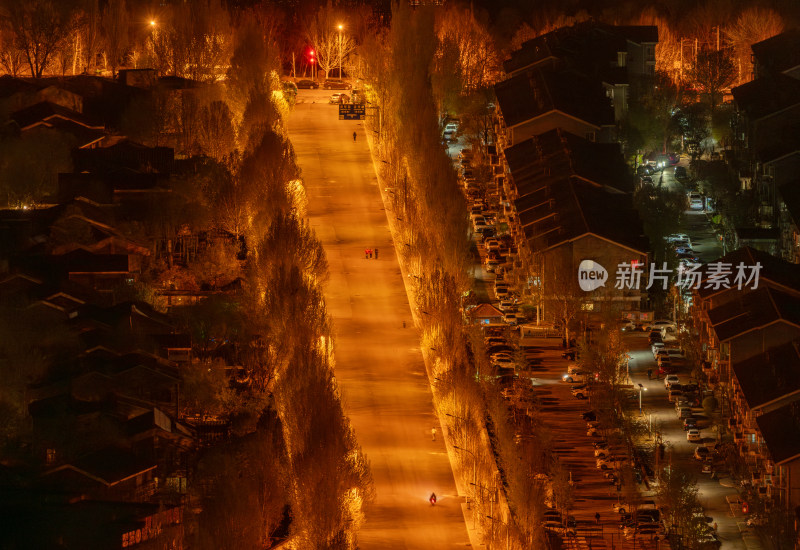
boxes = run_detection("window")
[46,448,56,465]
[585,132,596,142]
[581,302,594,311]
[617,51,627,67]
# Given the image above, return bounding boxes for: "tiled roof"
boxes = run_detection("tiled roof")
[707,287,800,342]
[495,67,615,128]
[505,131,646,254]
[473,303,503,318]
[756,400,800,464]
[732,341,800,410]
[751,29,800,76]
[504,129,632,194]
[503,22,656,76]
[43,447,156,485]
[697,247,800,300]
[732,73,800,121]
[8,101,101,130]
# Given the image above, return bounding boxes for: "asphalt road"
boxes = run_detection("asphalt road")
[287,88,471,548]
[627,333,754,550]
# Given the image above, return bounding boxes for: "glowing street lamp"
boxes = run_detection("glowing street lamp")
[149,19,156,27]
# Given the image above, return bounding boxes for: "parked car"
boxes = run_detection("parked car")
[492,356,516,369]
[667,233,689,242]
[296,79,319,89]
[323,79,350,89]
[563,370,588,383]
[677,407,693,419]
[645,320,676,331]
[664,375,680,388]
[689,192,704,210]
[329,92,350,104]
[687,428,702,442]
[572,386,589,399]
[498,300,517,312]
[694,446,711,461]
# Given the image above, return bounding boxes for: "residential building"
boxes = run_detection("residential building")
[502,130,647,320]
[751,29,800,81]
[494,66,616,147]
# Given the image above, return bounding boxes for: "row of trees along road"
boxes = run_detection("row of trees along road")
[0,5,373,549]
[361,2,567,548]
[181,16,373,549]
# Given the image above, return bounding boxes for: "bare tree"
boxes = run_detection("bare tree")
[197,100,236,160]
[689,46,737,111]
[100,0,128,77]
[725,7,784,84]
[307,0,356,79]
[2,0,79,78]
[0,20,25,75]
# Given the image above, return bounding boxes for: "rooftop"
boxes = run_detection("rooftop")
[707,286,800,342]
[756,400,800,465]
[495,67,615,129]
[732,73,800,121]
[732,341,800,410]
[751,29,800,77]
[696,247,800,300]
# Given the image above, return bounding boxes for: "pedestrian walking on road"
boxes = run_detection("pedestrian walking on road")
[713,522,718,532]
[647,368,653,380]
[431,427,437,441]
[367,248,372,259]
[364,248,369,259]
[374,247,379,259]
[353,131,357,142]
[595,512,601,524]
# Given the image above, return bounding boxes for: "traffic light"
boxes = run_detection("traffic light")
[308,49,316,64]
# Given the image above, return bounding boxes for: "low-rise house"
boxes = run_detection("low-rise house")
[756,401,800,511]
[751,29,800,81]
[471,303,504,325]
[502,129,647,319]
[503,22,657,120]
[494,66,616,147]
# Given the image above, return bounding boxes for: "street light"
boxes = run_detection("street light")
[337,24,343,79]
[638,383,648,414]
[453,445,477,516]
[149,19,156,27]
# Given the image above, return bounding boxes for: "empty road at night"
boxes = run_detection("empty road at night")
[288,89,470,548]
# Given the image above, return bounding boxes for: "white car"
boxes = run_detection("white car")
[495,286,510,298]
[563,371,588,384]
[664,375,680,388]
[572,386,589,399]
[503,312,519,325]
[645,319,675,331]
[689,193,704,210]
[687,428,702,442]
[445,122,458,133]
[667,233,689,243]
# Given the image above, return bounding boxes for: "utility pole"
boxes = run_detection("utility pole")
[292,52,295,79]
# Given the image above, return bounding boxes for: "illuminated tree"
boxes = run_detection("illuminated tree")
[725,7,784,85]
[2,0,80,78]
[100,0,128,77]
[306,1,356,79]
[689,47,737,111]
[0,21,25,76]
[197,100,236,160]
[435,5,500,92]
